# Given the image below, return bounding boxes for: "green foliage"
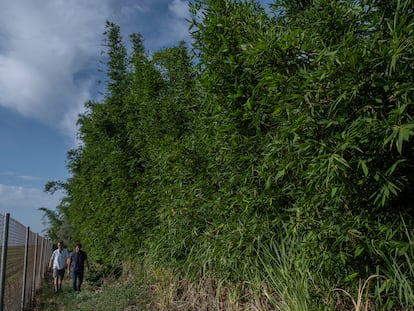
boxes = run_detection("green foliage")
[253,233,333,310]
[41,181,72,242]
[44,0,414,307]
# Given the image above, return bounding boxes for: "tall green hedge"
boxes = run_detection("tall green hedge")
[46,0,414,307]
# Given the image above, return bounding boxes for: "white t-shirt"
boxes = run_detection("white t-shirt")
[50,248,69,270]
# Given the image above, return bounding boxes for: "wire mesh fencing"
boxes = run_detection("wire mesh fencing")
[0,213,52,311]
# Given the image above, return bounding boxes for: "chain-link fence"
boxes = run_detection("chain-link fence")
[0,213,52,311]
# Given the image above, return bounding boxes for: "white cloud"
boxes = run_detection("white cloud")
[169,0,191,19]
[0,0,110,141]
[0,183,63,233]
[0,171,16,176]
[17,175,41,181]
[58,79,94,147]
[0,171,41,183]
[117,3,150,18]
[148,0,191,49]
[167,0,192,43]
[0,0,193,146]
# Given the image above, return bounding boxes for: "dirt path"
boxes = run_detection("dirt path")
[33,271,74,311]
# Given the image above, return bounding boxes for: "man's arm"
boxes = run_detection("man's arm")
[48,252,54,270]
[66,256,71,273]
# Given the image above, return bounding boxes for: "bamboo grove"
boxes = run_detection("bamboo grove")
[44,0,414,308]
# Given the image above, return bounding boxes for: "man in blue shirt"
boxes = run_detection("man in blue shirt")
[67,243,89,291]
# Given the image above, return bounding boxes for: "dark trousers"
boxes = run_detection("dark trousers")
[71,270,84,291]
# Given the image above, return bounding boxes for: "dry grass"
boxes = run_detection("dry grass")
[334,275,386,311]
[34,263,281,311]
[34,265,411,310]
[148,272,278,311]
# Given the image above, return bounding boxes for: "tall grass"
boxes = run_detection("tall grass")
[249,233,334,311]
[332,219,414,310]
[36,245,414,310]
[369,220,414,309]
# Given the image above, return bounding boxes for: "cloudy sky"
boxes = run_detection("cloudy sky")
[0,0,270,234]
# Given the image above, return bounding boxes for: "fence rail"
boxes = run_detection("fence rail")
[0,213,52,311]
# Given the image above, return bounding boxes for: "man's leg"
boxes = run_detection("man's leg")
[53,269,59,293]
[71,270,77,291]
[77,271,84,291]
[58,269,64,291]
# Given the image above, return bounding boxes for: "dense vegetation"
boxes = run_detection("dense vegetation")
[43,0,414,309]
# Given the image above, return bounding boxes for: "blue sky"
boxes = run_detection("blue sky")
[0,0,271,234]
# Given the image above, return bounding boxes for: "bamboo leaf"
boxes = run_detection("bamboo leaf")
[359,159,369,177]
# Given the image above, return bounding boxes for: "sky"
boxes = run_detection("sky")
[0,0,271,235]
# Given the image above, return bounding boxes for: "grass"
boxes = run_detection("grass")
[33,264,278,310]
[334,275,384,311]
[31,263,399,310]
[32,230,414,311]
[33,266,413,310]
[33,268,153,311]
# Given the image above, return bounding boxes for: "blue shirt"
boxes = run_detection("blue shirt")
[70,250,88,273]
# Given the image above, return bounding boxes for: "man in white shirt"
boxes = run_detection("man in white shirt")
[48,241,69,293]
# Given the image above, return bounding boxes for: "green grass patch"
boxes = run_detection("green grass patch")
[34,266,153,311]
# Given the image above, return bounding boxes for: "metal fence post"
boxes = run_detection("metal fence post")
[38,236,45,283]
[21,227,30,311]
[31,233,38,308]
[0,213,10,311]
